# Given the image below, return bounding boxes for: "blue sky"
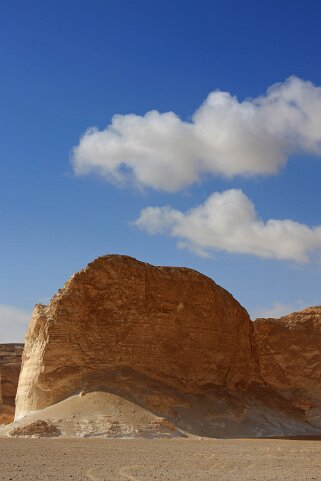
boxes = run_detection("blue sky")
[1,0,321,342]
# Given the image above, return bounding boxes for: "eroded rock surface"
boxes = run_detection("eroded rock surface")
[0,344,23,424]
[254,306,321,428]
[15,255,256,423]
[13,255,321,437]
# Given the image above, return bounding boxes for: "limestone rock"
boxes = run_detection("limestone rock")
[254,306,321,426]
[0,344,23,424]
[9,419,61,437]
[13,254,321,437]
[15,255,256,420]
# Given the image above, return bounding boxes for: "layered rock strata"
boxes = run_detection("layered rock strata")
[0,344,24,424]
[13,255,321,437]
[254,306,321,428]
[15,255,256,422]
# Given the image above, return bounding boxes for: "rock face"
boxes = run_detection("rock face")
[15,255,256,422]
[13,255,321,437]
[0,344,24,424]
[254,307,321,428]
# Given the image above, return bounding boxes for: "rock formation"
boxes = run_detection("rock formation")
[9,419,61,438]
[254,306,321,428]
[11,255,321,437]
[0,344,24,424]
[15,255,256,421]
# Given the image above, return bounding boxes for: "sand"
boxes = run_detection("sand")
[1,392,182,439]
[1,438,321,480]
[2,392,321,479]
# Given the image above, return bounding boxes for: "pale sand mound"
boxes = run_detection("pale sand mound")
[1,391,184,438]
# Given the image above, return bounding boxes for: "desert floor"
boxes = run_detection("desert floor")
[1,437,321,480]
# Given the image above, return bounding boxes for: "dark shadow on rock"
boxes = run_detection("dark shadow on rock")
[62,367,321,439]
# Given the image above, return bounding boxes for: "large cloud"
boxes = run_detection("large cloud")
[73,76,321,191]
[134,189,321,262]
[0,304,31,343]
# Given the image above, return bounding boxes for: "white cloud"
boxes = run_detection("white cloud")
[134,189,321,262]
[72,76,321,191]
[0,304,31,343]
[251,300,306,320]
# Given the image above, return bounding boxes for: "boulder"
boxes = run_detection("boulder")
[9,419,61,437]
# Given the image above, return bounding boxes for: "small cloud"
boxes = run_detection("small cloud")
[251,300,306,320]
[0,304,31,343]
[134,189,321,262]
[72,76,321,191]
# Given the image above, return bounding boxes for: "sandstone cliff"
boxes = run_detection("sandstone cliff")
[254,306,321,428]
[15,255,256,423]
[12,255,321,437]
[0,344,24,424]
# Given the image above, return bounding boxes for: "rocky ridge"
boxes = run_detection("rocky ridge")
[254,306,321,429]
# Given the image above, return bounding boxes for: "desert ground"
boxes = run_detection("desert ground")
[1,438,321,481]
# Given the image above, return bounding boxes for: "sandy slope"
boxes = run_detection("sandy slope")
[0,391,183,438]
